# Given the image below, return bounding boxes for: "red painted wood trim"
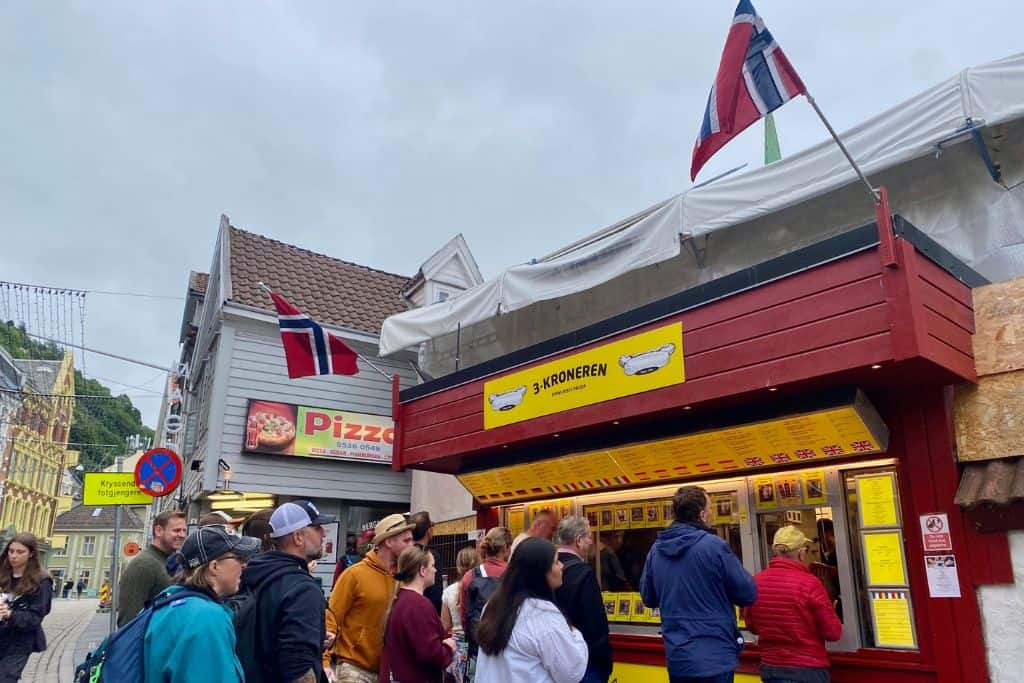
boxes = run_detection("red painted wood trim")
[686,304,890,377]
[917,278,974,335]
[881,240,927,361]
[404,394,481,432]
[922,308,973,358]
[964,502,1024,537]
[921,336,976,384]
[684,276,885,354]
[915,252,973,310]
[896,390,990,683]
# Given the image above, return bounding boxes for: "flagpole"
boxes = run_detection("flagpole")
[804,94,879,204]
[258,282,394,380]
[803,94,899,268]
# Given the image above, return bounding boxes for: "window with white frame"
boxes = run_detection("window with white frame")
[81,536,96,557]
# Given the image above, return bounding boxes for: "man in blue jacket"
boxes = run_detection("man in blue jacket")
[640,486,757,683]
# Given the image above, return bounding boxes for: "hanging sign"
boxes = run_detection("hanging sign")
[483,322,684,429]
[134,448,182,497]
[124,542,141,557]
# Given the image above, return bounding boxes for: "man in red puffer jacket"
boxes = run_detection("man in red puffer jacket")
[744,526,843,683]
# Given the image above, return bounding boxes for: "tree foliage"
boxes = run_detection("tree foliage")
[1,321,154,471]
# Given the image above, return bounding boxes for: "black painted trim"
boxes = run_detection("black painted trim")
[401,216,983,403]
[893,217,989,288]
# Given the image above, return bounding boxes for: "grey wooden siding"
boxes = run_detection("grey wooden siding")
[214,314,416,502]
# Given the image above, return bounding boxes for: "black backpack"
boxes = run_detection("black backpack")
[465,564,500,657]
[225,565,298,683]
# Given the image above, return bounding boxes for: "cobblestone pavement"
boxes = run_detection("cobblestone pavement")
[23,597,103,683]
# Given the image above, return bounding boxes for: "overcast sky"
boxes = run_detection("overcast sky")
[1,2,1018,429]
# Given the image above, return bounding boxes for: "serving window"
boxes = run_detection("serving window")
[499,459,913,652]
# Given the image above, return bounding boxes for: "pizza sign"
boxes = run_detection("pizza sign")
[243,400,394,465]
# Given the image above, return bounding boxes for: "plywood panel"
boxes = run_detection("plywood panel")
[971,276,1024,376]
[954,370,1024,462]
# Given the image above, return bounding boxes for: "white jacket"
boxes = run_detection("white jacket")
[475,598,589,683]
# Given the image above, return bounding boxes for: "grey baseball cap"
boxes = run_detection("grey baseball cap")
[269,500,337,538]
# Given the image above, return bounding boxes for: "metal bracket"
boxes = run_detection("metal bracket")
[934,118,1002,185]
[685,235,709,269]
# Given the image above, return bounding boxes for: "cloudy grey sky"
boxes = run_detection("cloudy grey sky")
[1,1,1017,428]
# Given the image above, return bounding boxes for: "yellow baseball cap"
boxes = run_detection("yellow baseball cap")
[773,525,810,552]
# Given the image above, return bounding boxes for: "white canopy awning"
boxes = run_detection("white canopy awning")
[380,52,1024,357]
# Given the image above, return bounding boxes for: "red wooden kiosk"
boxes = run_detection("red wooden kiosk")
[390,217,1011,683]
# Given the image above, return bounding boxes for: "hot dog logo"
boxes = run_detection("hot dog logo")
[488,386,528,411]
[619,343,677,376]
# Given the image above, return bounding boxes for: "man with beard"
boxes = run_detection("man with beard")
[324,513,415,683]
[239,500,336,683]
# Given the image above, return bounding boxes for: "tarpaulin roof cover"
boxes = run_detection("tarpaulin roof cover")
[380,52,1024,357]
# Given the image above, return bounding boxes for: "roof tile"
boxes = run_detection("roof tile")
[227,227,411,335]
[53,505,145,531]
[955,456,1024,507]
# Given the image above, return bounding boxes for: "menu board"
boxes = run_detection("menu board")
[870,590,917,649]
[458,393,888,504]
[857,473,900,528]
[863,531,908,586]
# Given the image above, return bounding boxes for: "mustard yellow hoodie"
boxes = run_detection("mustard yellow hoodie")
[324,549,395,671]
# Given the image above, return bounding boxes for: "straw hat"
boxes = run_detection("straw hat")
[372,513,415,545]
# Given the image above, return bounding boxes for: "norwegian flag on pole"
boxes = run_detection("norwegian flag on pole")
[269,291,360,378]
[690,0,806,180]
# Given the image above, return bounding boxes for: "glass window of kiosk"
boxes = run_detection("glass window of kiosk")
[498,460,908,652]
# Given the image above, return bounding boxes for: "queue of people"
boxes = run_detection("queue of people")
[0,484,844,683]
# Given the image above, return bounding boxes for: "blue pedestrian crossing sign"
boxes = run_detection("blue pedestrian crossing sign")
[134,448,182,497]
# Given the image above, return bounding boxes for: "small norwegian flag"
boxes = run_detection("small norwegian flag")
[691,0,806,180]
[268,291,360,378]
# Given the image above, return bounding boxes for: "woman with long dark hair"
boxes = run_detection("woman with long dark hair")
[475,537,588,683]
[0,533,53,682]
[379,545,456,683]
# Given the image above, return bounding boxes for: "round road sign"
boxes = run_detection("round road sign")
[134,448,182,498]
[124,542,141,557]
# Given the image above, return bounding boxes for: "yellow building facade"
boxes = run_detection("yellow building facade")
[0,352,77,552]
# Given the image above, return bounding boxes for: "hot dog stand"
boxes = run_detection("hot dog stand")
[389,218,1012,683]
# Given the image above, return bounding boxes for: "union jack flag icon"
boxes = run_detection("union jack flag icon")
[851,440,874,452]
[794,449,816,460]
[822,445,845,456]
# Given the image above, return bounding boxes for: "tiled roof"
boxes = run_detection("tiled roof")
[954,456,1024,507]
[53,505,145,531]
[189,271,209,296]
[12,360,61,393]
[227,226,411,335]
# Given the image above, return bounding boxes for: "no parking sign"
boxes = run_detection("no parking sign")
[134,448,182,497]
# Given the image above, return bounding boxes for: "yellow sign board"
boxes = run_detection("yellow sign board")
[83,473,154,506]
[863,531,908,586]
[869,590,917,649]
[483,323,685,429]
[459,397,888,504]
[857,473,899,528]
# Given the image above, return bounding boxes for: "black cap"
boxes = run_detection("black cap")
[179,525,260,570]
